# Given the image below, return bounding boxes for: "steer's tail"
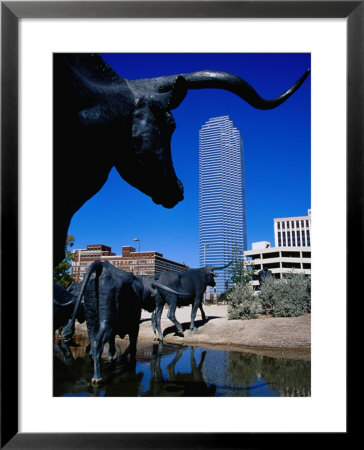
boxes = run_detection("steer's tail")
[63,260,103,341]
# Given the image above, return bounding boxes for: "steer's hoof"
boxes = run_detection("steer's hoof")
[91,377,103,385]
[191,327,199,333]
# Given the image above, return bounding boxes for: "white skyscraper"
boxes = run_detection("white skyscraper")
[199,116,247,294]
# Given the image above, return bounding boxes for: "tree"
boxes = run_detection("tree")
[53,235,76,288]
[228,244,251,286]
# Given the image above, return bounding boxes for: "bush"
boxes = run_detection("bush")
[218,288,233,303]
[259,273,311,317]
[227,283,262,320]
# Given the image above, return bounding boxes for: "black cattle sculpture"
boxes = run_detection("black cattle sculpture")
[150,293,206,337]
[54,53,310,267]
[258,267,273,288]
[151,262,231,341]
[53,282,85,332]
[67,260,186,384]
[136,274,182,313]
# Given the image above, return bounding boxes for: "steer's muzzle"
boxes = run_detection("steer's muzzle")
[152,178,184,208]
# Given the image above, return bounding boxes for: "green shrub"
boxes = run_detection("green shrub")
[259,273,311,317]
[227,283,262,320]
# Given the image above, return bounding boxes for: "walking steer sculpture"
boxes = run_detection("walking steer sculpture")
[54,54,310,267]
[67,260,188,384]
[151,262,232,342]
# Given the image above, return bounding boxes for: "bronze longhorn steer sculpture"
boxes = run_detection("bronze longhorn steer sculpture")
[151,261,232,341]
[54,54,310,267]
[65,260,187,384]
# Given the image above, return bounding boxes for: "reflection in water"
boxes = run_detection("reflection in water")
[225,352,311,397]
[143,344,216,396]
[54,336,310,397]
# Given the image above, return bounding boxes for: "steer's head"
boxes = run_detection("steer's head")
[205,268,217,288]
[117,76,188,208]
[205,261,234,287]
[120,67,309,209]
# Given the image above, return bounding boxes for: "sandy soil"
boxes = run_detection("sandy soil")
[74,304,310,360]
[139,304,310,351]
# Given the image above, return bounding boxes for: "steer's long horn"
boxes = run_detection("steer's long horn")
[154,69,310,110]
[210,260,233,271]
[152,281,189,297]
[54,298,74,307]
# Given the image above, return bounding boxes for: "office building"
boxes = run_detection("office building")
[274,209,311,248]
[245,243,311,287]
[72,244,188,282]
[244,210,312,287]
[199,116,247,294]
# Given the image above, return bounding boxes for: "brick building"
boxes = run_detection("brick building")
[71,244,189,282]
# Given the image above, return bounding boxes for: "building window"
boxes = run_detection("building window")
[292,233,296,246]
[306,230,310,246]
[282,232,286,246]
[287,221,290,229]
[278,232,281,246]
[296,220,299,228]
[301,230,306,246]
[291,221,294,228]
[306,220,309,227]
[282,222,285,230]
[277,222,280,230]
[301,220,304,227]
[297,231,301,245]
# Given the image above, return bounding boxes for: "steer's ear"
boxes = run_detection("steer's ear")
[165,76,188,110]
[168,76,188,110]
[149,76,188,112]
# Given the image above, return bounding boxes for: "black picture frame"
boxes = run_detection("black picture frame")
[1,1,356,448]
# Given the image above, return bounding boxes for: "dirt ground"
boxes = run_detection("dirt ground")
[139,304,310,356]
[74,304,311,360]
[76,305,311,359]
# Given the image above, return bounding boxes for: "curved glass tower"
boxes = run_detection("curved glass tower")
[199,116,247,294]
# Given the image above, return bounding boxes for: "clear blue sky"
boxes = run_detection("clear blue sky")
[68,53,311,268]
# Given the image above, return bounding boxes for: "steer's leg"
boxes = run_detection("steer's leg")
[151,311,157,335]
[86,324,96,361]
[167,302,184,336]
[199,303,207,322]
[190,299,200,332]
[91,320,112,385]
[128,325,139,366]
[61,318,75,344]
[108,333,117,360]
[155,303,164,342]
